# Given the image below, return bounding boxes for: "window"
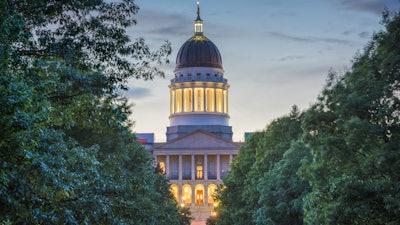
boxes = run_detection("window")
[223,90,228,113]
[184,88,192,112]
[170,91,175,114]
[175,89,182,113]
[208,162,216,179]
[196,165,203,180]
[194,88,204,112]
[216,89,223,113]
[159,162,165,174]
[171,185,179,201]
[195,184,204,204]
[221,162,228,178]
[206,88,215,112]
[208,184,217,204]
[182,185,192,204]
[171,162,178,180]
[183,162,191,180]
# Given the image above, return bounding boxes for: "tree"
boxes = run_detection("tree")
[215,132,263,225]
[215,106,308,225]
[243,106,304,224]
[1,0,182,224]
[300,11,400,224]
[253,140,311,225]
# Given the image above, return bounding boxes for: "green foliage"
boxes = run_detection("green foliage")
[216,12,400,225]
[206,216,217,225]
[300,11,400,224]
[215,132,262,225]
[179,206,194,225]
[216,106,309,225]
[254,141,311,225]
[1,0,182,224]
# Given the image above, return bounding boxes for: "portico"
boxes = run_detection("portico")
[151,130,240,218]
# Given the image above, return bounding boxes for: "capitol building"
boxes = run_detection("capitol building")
[137,3,244,222]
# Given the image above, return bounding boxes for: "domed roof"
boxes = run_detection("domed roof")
[175,35,223,71]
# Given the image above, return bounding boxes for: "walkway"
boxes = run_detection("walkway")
[191,220,206,225]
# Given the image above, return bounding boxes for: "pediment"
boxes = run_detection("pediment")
[153,130,239,150]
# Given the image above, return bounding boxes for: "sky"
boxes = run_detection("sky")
[125,0,400,142]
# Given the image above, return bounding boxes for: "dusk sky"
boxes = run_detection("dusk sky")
[126,0,400,142]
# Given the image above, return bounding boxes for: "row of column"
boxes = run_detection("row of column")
[172,183,218,206]
[170,88,228,114]
[163,153,234,180]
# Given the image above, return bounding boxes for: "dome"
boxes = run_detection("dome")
[174,35,223,71]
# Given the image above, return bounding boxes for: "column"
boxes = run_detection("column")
[191,88,194,112]
[204,184,208,206]
[229,154,233,172]
[217,154,220,180]
[214,88,216,112]
[203,88,206,112]
[179,154,183,180]
[166,155,170,177]
[204,154,208,180]
[192,185,196,206]
[191,154,195,180]
[179,184,183,206]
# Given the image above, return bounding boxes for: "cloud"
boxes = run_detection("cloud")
[267,31,354,45]
[330,0,399,14]
[358,31,371,38]
[135,9,192,38]
[279,55,305,61]
[122,87,153,99]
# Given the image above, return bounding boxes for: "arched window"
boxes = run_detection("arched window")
[208,184,217,204]
[171,184,179,201]
[182,184,192,204]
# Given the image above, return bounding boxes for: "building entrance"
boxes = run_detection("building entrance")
[196,190,204,204]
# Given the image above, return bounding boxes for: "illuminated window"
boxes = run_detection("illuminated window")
[171,184,179,201]
[170,91,175,114]
[194,88,204,112]
[175,89,182,113]
[184,88,193,112]
[206,88,215,112]
[182,184,192,204]
[196,165,203,179]
[195,21,203,33]
[159,162,165,174]
[216,89,223,113]
[208,184,217,204]
[223,90,228,113]
[195,184,204,204]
